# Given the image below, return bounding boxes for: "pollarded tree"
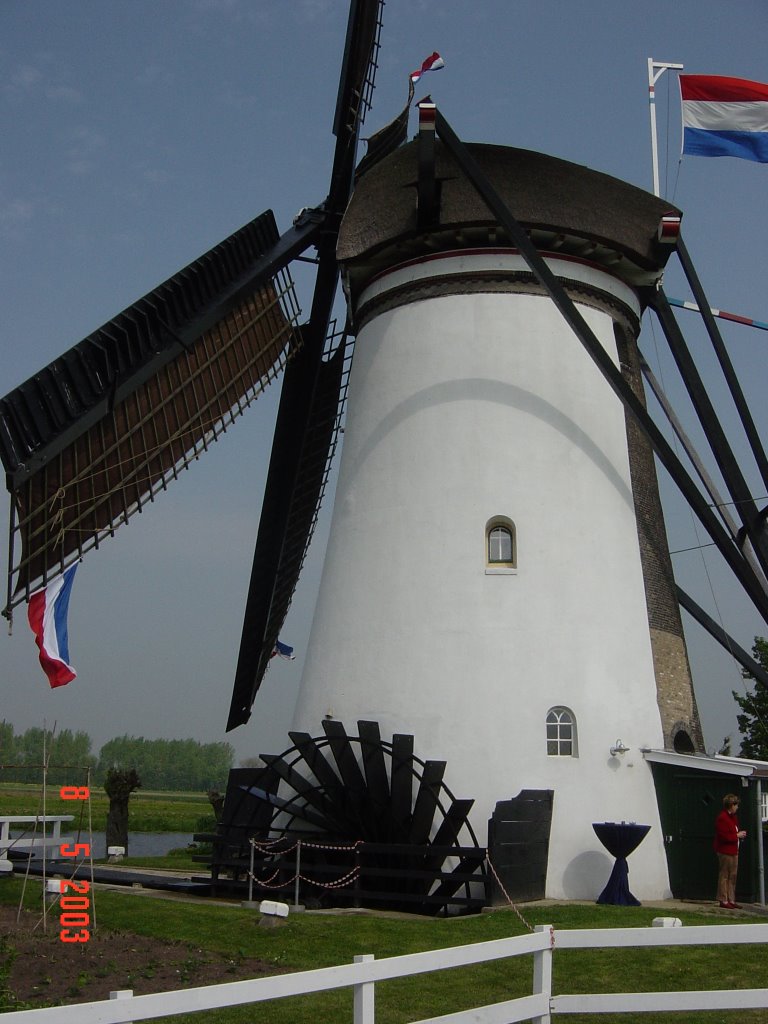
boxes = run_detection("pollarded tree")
[104,767,141,854]
[734,637,768,759]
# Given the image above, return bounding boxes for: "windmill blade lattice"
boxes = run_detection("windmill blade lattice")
[0,209,306,614]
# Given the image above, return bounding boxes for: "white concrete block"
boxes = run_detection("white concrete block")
[259,900,289,917]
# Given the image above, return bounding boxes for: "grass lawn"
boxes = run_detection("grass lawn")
[2,873,768,1023]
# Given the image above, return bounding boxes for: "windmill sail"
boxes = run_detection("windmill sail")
[228,332,350,730]
[227,0,384,728]
[1,209,305,613]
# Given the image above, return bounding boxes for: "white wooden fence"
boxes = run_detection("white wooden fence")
[3,921,768,1023]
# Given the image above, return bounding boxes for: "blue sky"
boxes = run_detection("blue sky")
[1,0,767,766]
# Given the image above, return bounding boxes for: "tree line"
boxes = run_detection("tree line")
[0,722,234,791]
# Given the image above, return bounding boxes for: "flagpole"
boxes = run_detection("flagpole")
[666,297,768,333]
[648,58,684,197]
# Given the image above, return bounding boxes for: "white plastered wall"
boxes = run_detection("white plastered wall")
[292,252,670,899]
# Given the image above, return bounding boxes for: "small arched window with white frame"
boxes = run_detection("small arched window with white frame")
[485,516,516,573]
[546,707,577,757]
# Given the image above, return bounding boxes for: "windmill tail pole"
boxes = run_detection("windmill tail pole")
[676,585,768,689]
[648,287,768,583]
[675,235,768,493]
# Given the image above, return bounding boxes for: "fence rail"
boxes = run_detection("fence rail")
[3,921,768,1023]
[0,815,73,862]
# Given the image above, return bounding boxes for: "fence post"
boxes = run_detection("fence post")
[248,838,255,904]
[353,845,361,908]
[532,925,553,1024]
[295,839,301,908]
[110,989,134,1024]
[353,954,375,1024]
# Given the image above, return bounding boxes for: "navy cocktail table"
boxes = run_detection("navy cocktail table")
[592,822,651,906]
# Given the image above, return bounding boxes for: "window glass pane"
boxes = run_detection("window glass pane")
[546,707,576,757]
[488,526,512,563]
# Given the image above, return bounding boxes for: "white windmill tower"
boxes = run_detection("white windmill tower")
[288,102,704,900]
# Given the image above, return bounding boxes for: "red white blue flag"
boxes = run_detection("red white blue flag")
[271,640,295,661]
[681,75,768,162]
[27,563,78,688]
[410,52,445,84]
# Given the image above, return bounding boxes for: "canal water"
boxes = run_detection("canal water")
[86,832,194,858]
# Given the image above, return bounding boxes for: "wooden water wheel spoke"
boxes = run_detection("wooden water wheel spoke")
[206,720,486,914]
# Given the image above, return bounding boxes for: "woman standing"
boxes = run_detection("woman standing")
[714,793,747,909]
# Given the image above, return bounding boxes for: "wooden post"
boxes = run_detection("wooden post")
[248,838,255,904]
[353,845,361,908]
[532,925,553,1024]
[353,954,374,1024]
[109,989,134,1024]
[294,840,301,908]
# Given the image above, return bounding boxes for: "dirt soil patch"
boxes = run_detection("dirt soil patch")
[0,902,281,1011]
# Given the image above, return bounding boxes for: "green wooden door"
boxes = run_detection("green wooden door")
[651,765,758,902]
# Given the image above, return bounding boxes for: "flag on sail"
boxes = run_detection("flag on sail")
[681,75,768,162]
[271,640,296,661]
[27,563,79,688]
[410,52,445,84]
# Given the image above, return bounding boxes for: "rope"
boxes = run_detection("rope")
[247,836,363,892]
[249,837,363,855]
[248,866,360,892]
[247,837,534,923]
[484,854,535,932]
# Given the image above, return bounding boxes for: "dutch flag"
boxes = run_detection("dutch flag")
[27,563,78,688]
[410,51,445,85]
[681,74,768,163]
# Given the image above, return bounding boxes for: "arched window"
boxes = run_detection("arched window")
[488,525,513,562]
[672,726,695,754]
[485,517,516,570]
[546,707,577,757]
